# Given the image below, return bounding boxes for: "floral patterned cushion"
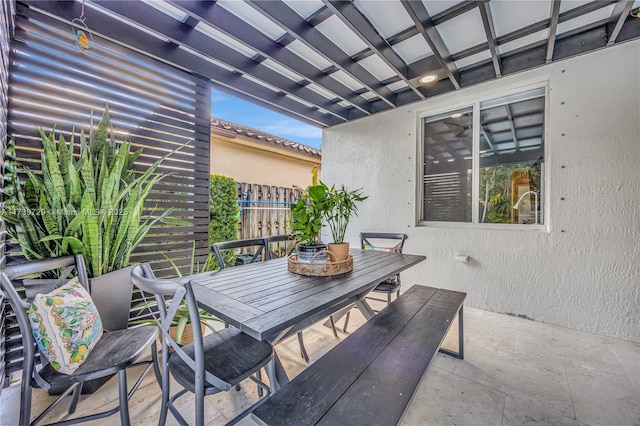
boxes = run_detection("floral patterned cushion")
[28,277,103,374]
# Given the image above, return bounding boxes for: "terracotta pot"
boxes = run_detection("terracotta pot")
[327,242,350,261]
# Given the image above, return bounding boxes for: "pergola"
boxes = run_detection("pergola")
[21,0,640,129]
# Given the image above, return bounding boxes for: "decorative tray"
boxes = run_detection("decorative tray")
[287,251,353,277]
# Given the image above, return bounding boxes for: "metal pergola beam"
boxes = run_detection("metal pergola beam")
[477,0,501,78]
[431,1,478,25]
[453,0,618,64]
[323,0,424,100]
[482,110,545,126]
[504,105,520,150]
[168,0,372,116]
[23,1,341,128]
[546,0,561,63]
[247,0,400,108]
[618,7,640,42]
[479,125,497,154]
[307,6,332,27]
[401,0,460,90]
[19,0,640,130]
[479,147,545,167]
[92,0,352,123]
[607,1,635,45]
[318,0,476,69]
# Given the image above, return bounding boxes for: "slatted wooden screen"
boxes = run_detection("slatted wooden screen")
[9,3,211,273]
[0,0,12,391]
[4,4,210,377]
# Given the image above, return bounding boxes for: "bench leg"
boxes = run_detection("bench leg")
[439,305,464,360]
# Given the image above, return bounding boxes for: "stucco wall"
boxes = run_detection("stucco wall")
[322,41,640,342]
[210,134,320,189]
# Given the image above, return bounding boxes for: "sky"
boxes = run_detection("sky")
[211,89,323,149]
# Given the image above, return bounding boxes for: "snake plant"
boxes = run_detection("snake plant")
[2,105,187,277]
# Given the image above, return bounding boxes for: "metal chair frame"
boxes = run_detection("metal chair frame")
[211,238,334,363]
[211,238,270,268]
[265,234,296,259]
[130,264,275,426]
[341,233,408,332]
[0,255,156,426]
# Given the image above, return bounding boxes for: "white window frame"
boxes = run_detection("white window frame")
[416,81,550,231]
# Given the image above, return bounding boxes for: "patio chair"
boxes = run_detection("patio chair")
[211,235,338,363]
[265,234,295,259]
[341,232,408,332]
[0,255,157,426]
[212,238,321,363]
[130,264,275,426]
[211,238,270,268]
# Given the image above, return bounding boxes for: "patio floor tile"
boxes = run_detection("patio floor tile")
[400,367,506,426]
[1,306,637,425]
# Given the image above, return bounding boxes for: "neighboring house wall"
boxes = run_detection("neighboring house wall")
[210,120,321,189]
[322,41,640,342]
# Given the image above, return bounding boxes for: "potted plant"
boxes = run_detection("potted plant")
[290,170,329,263]
[324,185,367,261]
[131,243,221,345]
[1,105,187,329]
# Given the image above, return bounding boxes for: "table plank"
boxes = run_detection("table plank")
[244,252,425,338]
[190,281,264,326]
[242,251,400,306]
[252,285,439,426]
[316,288,466,426]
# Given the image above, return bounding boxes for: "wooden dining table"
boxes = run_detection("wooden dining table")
[187,248,426,384]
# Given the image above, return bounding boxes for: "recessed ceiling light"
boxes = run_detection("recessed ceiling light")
[419,74,437,84]
[451,113,462,119]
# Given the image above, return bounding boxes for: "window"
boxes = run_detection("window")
[421,87,545,226]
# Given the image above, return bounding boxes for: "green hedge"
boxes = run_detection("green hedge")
[209,174,240,269]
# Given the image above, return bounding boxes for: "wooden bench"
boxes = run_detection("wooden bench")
[252,285,466,426]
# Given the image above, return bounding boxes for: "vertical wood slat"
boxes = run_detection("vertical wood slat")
[236,182,302,245]
[3,4,210,377]
[0,0,12,391]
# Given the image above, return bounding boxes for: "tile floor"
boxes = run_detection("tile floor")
[1,304,638,426]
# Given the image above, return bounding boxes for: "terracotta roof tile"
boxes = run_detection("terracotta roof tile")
[211,117,321,158]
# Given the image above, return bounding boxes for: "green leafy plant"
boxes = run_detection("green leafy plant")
[1,105,186,277]
[290,168,367,246]
[479,163,541,223]
[132,243,221,344]
[324,185,367,244]
[290,181,329,246]
[209,174,240,268]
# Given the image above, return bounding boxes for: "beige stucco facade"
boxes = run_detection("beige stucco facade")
[210,124,321,189]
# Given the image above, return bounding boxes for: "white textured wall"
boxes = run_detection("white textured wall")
[322,41,640,342]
